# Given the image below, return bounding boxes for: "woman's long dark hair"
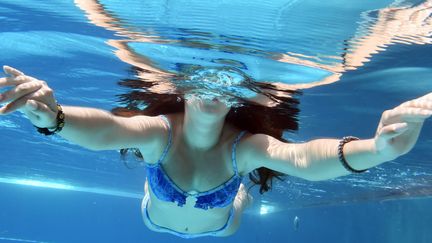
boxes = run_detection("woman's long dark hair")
[112,66,301,194]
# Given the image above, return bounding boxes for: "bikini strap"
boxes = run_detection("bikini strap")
[157,115,173,164]
[231,131,246,176]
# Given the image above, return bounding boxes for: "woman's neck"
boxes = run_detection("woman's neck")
[183,113,225,151]
[182,109,226,151]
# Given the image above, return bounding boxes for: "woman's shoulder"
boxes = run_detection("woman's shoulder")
[234,132,275,175]
[134,113,183,164]
[161,112,183,127]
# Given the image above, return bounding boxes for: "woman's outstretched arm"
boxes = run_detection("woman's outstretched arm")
[52,106,167,151]
[238,93,432,181]
[0,66,168,152]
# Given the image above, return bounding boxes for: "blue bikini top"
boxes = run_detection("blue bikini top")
[145,115,245,210]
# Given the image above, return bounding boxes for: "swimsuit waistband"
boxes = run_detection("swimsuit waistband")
[142,193,235,238]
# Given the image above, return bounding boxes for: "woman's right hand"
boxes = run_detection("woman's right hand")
[0,66,58,128]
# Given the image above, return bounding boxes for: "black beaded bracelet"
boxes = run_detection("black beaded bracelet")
[338,136,368,173]
[35,104,65,136]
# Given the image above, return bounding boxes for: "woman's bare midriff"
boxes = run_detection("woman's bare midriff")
[142,180,248,236]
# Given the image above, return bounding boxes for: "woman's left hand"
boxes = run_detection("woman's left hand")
[374,92,432,160]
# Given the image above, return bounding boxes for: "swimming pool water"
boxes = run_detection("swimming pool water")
[0,0,431,242]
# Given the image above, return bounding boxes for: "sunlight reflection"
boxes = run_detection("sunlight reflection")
[0,177,142,199]
[259,201,276,215]
[0,236,49,243]
[13,179,74,190]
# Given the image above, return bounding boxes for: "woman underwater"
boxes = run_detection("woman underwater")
[0,65,431,238]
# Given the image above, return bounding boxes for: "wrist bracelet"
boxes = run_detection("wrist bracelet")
[338,136,368,173]
[34,103,65,136]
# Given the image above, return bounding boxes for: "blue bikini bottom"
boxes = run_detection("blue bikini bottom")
[142,193,235,238]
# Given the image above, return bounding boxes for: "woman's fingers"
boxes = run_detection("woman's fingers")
[383,107,432,123]
[399,97,432,109]
[0,81,43,104]
[0,76,33,88]
[3,66,24,77]
[415,92,432,101]
[0,67,58,123]
[0,88,50,114]
[0,97,28,114]
[390,93,432,120]
[1,66,37,89]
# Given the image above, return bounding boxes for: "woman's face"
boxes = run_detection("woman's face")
[185,91,231,118]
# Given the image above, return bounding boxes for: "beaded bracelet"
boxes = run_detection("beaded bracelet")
[337,136,368,173]
[34,103,65,136]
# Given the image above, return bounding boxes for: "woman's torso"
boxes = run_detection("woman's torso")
[140,113,248,235]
